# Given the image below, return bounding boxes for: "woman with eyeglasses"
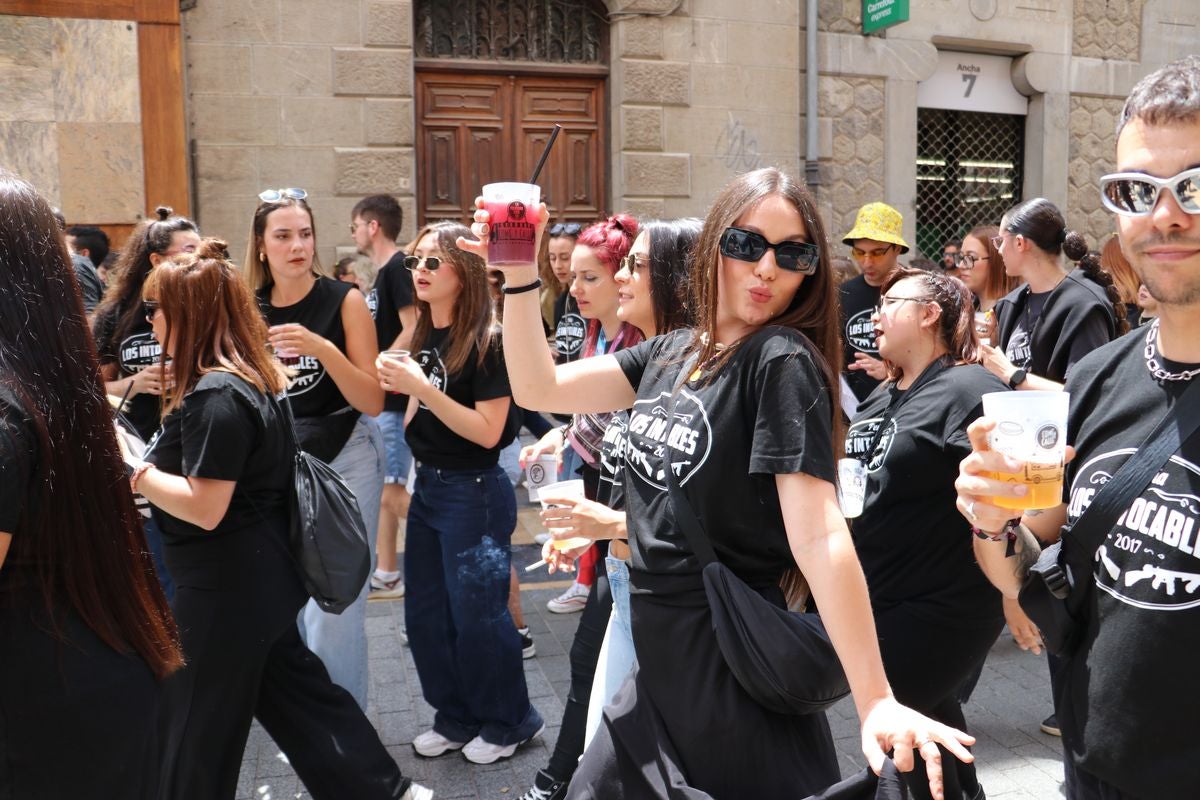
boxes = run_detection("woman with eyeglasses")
[472,167,973,799]
[128,239,428,800]
[0,172,183,800]
[243,187,385,710]
[845,267,1008,800]
[92,205,202,601]
[982,198,1129,392]
[955,225,1018,345]
[374,221,544,766]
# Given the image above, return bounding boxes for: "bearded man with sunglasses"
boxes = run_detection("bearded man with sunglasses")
[838,202,909,404]
[956,56,1200,800]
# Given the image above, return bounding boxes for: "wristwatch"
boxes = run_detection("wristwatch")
[1008,367,1028,389]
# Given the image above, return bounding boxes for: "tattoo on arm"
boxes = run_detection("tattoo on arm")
[1008,523,1043,581]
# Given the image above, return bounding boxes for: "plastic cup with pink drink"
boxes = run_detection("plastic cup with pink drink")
[483,182,542,265]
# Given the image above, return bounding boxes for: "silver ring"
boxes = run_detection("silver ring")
[965,501,977,521]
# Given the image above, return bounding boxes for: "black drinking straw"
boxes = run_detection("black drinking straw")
[528,124,562,184]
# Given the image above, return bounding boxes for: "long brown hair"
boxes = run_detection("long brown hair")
[144,238,287,416]
[687,168,842,608]
[0,171,183,679]
[408,222,497,375]
[243,195,323,290]
[1100,233,1140,307]
[92,206,198,350]
[879,268,981,383]
[688,168,842,419]
[965,225,1018,304]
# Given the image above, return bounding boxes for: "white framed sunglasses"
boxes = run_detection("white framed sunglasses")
[1099,167,1200,217]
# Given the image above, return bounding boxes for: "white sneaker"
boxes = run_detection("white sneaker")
[461,724,545,765]
[413,729,466,757]
[546,581,589,613]
[401,782,434,800]
[370,570,406,598]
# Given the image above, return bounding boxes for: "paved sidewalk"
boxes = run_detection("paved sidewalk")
[236,501,1066,799]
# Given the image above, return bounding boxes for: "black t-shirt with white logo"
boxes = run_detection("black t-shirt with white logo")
[368,251,416,413]
[1058,328,1200,797]
[846,363,1006,627]
[838,275,882,403]
[405,326,512,470]
[93,311,163,442]
[258,277,355,419]
[595,410,629,511]
[1003,290,1047,369]
[555,292,586,363]
[613,328,836,586]
[146,372,292,545]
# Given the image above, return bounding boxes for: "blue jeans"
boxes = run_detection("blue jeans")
[297,416,384,710]
[376,410,413,485]
[405,463,543,745]
[584,555,636,749]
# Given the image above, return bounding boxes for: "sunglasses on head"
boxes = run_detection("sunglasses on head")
[143,301,160,322]
[549,222,583,237]
[1099,167,1200,217]
[258,187,308,203]
[404,255,442,272]
[719,227,820,274]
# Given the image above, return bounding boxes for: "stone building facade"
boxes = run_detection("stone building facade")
[1,1,1195,262]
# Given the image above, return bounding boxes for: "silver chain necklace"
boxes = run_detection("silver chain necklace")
[1144,318,1200,381]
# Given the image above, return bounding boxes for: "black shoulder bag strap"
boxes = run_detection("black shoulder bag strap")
[661,354,720,568]
[1058,376,1200,581]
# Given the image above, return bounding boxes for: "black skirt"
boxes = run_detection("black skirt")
[567,578,841,799]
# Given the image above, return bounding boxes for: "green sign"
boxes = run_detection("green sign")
[862,0,909,34]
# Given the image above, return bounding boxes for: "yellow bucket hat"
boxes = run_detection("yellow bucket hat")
[842,202,909,253]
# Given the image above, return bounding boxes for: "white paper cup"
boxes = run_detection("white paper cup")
[524,454,560,503]
[981,390,1070,510]
[836,458,867,518]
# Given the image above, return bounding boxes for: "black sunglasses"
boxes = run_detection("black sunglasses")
[143,301,160,322]
[549,222,583,237]
[404,255,442,272]
[719,227,820,274]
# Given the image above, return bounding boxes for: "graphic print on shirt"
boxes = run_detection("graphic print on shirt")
[597,412,628,502]
[365,287,379,319]
[285,355,326,396]
[844,416,896,473]
[1069,449,1200,610]
[556,312,586,358]
[624,389,712,489]
[844,308,878,355]
[415,347,448,410]
[119,331,162,374]
[1006,330,1032,368]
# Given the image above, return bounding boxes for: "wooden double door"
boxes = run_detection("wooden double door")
[416,70,606,226]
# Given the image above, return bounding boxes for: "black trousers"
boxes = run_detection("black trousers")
[0,602,162,800]
[546,548,613,781]
[161,526,409,800]
[874,603,1003,800]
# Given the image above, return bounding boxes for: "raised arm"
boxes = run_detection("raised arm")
[457,201,636,416]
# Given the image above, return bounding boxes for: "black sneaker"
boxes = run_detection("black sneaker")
[518,626,536,659]
[1040,713,1061,736]
[519,769,567,800]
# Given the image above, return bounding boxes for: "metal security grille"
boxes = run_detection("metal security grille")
[915,108,1025,260]
[414,0,608,64]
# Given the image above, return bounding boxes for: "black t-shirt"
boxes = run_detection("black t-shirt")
[1057,328,1200,797]
[146,372,292,544]
[845,363,1006,627]
[368,251,416,413]
[614,328,836,586]
[1003,291,1047,369]
[405,326,512,470]
[258,277,355,419]
[554,292,586,363]
[838,275,882,403]
[93,310,163,442]
[595,410,629,511]
[72,253,103,314]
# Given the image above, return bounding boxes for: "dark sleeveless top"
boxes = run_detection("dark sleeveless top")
[257,277,359,461]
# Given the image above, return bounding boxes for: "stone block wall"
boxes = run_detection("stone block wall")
[816,75,886,249]
[0,15,144,224]
[184,0,416,267]
[1073,0,1143,60]
[1067,94,1124,247]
